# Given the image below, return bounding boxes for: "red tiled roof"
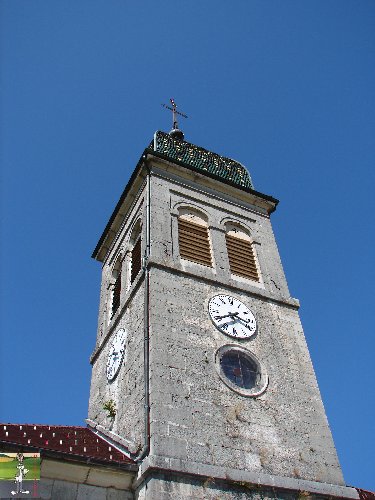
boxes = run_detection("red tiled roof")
[357,489,375,500]
[0,424,135,466]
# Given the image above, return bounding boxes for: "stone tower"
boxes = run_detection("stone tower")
[87,130,353,499]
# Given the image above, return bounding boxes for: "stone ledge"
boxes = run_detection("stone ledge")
[86,419,139,458]
[134,454,359,499]
[148,259,300,310]
[42,459,134,489]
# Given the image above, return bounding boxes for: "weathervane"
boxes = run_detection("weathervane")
[161,98,188,131]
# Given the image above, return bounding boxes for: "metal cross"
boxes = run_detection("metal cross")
[161,98,188,130]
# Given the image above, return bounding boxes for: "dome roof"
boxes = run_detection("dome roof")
[152,131,253,189]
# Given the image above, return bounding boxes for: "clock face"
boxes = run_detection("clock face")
[106,328,127,382]
[208,295,257,339]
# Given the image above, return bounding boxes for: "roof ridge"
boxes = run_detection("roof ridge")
[1,423,87,429]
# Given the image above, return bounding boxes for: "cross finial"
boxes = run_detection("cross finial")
[161,98,188,131]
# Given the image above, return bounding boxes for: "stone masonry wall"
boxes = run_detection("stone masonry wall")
[39,478,133,500]
[88,280,145,453]
[135,472,336,500]
[148,269,343,485]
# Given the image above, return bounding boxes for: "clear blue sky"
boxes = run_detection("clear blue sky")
[1,0,374,491]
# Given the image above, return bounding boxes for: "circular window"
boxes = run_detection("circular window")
[215,345,268,397]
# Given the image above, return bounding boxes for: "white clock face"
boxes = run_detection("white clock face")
[208,295,257,339]
[106,328,127,382]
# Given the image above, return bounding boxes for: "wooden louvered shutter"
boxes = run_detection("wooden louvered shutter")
[131,237,142,283]
[226,234,259,281]
[178,219,212,267]
[112,273,121,315]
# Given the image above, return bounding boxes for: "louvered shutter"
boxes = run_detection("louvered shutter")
[112,273,121,315]
[131,237,142,283]
[225,234,259,281]
[178,219,212,267]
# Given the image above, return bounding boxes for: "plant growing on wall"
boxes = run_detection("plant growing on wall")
[103,399,116,420]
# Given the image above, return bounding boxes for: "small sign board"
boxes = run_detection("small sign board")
[0,452,40,498]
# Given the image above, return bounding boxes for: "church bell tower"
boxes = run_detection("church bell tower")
[86,120,353,499]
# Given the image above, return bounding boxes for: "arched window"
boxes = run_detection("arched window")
[178,208,212,267]
[111,256,122,317]
[225,223,259,281]
[130,221,142,283]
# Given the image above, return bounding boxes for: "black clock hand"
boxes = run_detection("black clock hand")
[235,315,250,323]
[215,312,239,320]
[238,316,254,325]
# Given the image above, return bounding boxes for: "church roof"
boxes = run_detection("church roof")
[152,131,254,189]
[0,424,135,467]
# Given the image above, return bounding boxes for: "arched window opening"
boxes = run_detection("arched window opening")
[131,236,142,282]
[130,221,142,284]
[225,223,259,281]
[178,208,212,267]
[111,257,122,317]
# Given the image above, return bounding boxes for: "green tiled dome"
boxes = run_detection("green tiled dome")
[151,131,253,189]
